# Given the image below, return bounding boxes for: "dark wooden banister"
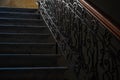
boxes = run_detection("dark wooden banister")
[79,0,120,39]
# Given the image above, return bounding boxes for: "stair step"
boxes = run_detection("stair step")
[0,54,61,56]
[0,43,56,54]
[0,67,67,80]
[0,12,41,19]
[0,54,62,67]
[0,18,45,26]
[0,67,68,70]
[0,7,37,13]
[0,33,54,43]
[0,25,49,33]
[0,7,67,80]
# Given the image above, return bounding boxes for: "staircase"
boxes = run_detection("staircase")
[0,7,67,80]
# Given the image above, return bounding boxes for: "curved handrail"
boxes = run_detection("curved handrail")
[79,0,120,39]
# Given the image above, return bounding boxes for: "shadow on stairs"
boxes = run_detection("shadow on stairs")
[0,7,68,80]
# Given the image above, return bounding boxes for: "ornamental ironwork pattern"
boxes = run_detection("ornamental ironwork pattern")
[37,0,120,80]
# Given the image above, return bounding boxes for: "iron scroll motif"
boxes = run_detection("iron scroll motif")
[38,0,120,80]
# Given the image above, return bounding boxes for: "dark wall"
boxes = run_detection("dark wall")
[86,0,120,26]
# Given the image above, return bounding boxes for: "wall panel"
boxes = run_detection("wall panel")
[0,0,37,8]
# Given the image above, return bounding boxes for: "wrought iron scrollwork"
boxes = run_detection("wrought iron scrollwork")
[38,0,120,80]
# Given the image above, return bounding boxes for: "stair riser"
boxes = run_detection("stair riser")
[0,56,59,67]
[0,70,64,80]
[0,13,41,19]
[0,19,45,26]
[0,8,37,13]
[0,34,54,43]
[0,26,49,34]
[0,44,56,54]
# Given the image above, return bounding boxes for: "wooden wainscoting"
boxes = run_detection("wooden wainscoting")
[0,0,37,8]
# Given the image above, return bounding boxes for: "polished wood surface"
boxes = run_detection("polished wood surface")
[0,0,10,6]
[80,0,120,39]
[0,0,37,8]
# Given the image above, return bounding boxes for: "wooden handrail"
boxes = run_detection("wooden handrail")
[79,0,120,39]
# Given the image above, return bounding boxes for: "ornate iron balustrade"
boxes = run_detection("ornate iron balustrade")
[37,0,120,80]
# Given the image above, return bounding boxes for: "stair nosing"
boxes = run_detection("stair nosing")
[0,43,55,45]
[0,24,46,28]
[0,54,61,56]
[0,18,42,21]
[0,33,50,35]
[0,6,37,10]
[0,67,68,70]
[0,11,40,15]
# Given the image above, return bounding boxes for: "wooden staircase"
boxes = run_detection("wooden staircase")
[0,7,67,80]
